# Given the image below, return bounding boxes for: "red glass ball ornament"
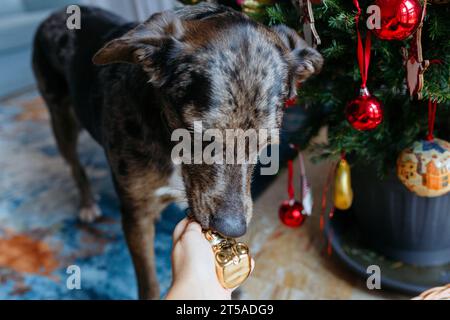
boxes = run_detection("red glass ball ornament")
[346,88,383,131]
[372,0,422,41]
[278,200,306,228]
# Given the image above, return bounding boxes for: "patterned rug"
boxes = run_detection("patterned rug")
[0,91,185,299]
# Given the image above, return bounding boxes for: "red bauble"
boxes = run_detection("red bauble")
[278,200,306,228]
[346,88,383,131]
[372,0,422,41]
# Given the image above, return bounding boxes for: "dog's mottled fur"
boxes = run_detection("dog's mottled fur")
[32,3,322,299]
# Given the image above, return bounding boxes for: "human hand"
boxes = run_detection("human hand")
[165,218,254,300]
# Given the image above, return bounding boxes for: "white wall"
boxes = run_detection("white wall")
[81,0,177,21]
[0,0,181,97]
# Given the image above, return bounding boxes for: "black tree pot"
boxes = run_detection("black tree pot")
[351,166,450,267]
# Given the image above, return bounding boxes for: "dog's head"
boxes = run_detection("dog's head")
[94,4,322,237]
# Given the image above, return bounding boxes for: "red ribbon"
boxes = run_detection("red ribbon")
[320,161,337,232]
[429,59,442,65]
[327,229,333,257]
[284,97,297,108]
[298,152,307,200]
[353,0,372,89]
[427,98,438,141]
[284,82,302,108]
[287,159,295,200]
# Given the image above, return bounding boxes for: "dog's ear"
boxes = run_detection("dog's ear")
[93,11,184,75]
[271,25,323,96]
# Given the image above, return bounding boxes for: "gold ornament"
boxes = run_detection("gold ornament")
[333,158,354,210]
[203,230,251,289]
[397,139,450,197]
[240,0,276,19]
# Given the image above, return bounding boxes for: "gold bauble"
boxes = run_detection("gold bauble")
[333,159,354,210]
[240,0,276,17]
[204,230,251,289]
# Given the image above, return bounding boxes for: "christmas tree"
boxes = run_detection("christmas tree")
[183,0,449,175]
[266,0,450,175]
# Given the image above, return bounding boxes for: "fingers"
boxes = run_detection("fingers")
[173,217,204,245]
[172,217,255,295]
[183,219,203,236]
[172,217,190,244]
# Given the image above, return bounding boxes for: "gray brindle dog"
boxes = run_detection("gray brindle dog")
[32,3,322,299]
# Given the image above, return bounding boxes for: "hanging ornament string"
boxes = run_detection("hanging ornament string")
[305,0,321,46]
[319,161,338,232]
[299,0,321,47]
[319,161,337,257]
[299,152,307,199]
[427,98,438,141]
[353,0,372,89]
[319,164,333,256]
[287,159,295,200]
[327,228,333,256]
[299,152,313,216]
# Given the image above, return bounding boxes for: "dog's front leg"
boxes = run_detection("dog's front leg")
[112,170,173,300]
[121,204,159,300]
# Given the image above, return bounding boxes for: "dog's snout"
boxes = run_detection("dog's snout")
[210,213,247,238]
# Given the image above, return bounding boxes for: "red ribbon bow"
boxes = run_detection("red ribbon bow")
[353,0,372,89]
[427,98,438,141]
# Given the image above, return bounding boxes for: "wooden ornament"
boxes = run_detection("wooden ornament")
[294,0,321,47]
[403,0,429,100]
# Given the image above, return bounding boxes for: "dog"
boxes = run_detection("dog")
[32,3,322,299]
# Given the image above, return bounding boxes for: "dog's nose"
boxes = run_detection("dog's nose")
[210,213,247,238]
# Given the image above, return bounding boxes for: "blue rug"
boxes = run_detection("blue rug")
[0,92,185,299]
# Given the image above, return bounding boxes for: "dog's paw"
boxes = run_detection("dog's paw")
[79,204,102,223]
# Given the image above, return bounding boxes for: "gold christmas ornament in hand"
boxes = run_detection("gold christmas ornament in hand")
[203,230,252,289]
